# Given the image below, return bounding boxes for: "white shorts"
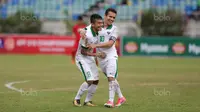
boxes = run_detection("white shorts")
[99,59,118,78]
[76,60,99,81]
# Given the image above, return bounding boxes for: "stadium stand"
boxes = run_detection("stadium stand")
[0,0,200,20]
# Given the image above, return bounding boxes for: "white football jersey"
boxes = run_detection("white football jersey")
[76,25,99,63]
[97,24,118,62]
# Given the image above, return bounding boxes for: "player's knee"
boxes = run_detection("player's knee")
[86,81,93,85]
[107,77,115,82]
[93,80,99,85]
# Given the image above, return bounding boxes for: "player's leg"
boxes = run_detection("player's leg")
[73,60,92,106]
[99,61,115,108]
[84,62,99,106]
[104,59,126,108]
[111,59,126,107]
[111,59,123,98]
[104,76,115,108]
[74,82,89,106]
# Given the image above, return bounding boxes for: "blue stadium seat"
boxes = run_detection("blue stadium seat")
[132,0,138,6]
[63,0,74,5]
[0,5,8,18]
[1,0,199,20]
[11,0,19,5]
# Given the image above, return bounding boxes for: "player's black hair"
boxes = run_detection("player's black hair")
[77,15,83,21]
[105,8,117,16]
[90,14,103,24]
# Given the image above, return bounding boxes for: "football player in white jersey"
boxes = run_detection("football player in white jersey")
[80,8,126,108]
[73,14,106,107]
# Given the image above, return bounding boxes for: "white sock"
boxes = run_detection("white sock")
[85,84,97,102]
[75,82,89,100]
[115,80,123,98]
[108,81,116,103]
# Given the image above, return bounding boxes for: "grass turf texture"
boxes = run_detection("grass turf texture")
[0,55,200,112]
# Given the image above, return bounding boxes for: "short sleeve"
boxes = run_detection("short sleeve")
[111,27,118,39]
[80,37,89,49]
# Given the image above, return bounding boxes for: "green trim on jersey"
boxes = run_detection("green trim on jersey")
[103,72,107,77]
[81,45,89,49]
[103,24,113,29]
[115,60,118,78]
[78,62,87,81]
[90,27,98,37]
[107,24,113,29]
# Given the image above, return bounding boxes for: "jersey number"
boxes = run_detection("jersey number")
[86,72,91,78]
[100,36,105,42]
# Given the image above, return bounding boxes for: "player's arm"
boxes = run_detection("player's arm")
[89,36,116,48]
[78,25,92,39]
[78,28,86,39]
[97,38,115,48]
[80,44,106,59]
[81,49,96,56]
[81,48,106,59]
[90,28,118,49]
[79,37,96,56]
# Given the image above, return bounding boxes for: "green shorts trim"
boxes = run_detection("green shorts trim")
[115,59,118,78]
[104,59,118,78]
[78,61,87,81]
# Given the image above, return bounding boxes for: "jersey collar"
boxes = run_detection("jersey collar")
[90,26,98,37]
[103,24,113,29]
[106,24,113,29]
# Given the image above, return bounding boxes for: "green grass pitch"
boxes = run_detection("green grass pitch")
[0,55,200,112]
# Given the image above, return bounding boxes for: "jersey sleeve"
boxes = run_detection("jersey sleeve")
[109,27,118,42]
[79,38,88,49]
[111,27,118,39]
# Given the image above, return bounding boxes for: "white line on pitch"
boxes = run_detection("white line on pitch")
[4,80,30,92]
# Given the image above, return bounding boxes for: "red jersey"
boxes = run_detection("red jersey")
[73,24,86,41]
[73,24,86,49]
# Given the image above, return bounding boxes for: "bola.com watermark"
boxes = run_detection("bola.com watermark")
[154,13,171,21]
[20,12,38,21]
[154,88,171,96]
[20,88,37,96]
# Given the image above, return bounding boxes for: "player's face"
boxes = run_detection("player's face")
[92,19,103,31]
[104,11,116,25]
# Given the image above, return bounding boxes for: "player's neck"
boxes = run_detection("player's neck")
[91,27,98,33]
[103,22,112,29]
[104,23,108,28]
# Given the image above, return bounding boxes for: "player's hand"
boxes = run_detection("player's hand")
[88,44,97,49]
[79,29,86,39]
[81,49,88,56]
[96,52,106,59]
